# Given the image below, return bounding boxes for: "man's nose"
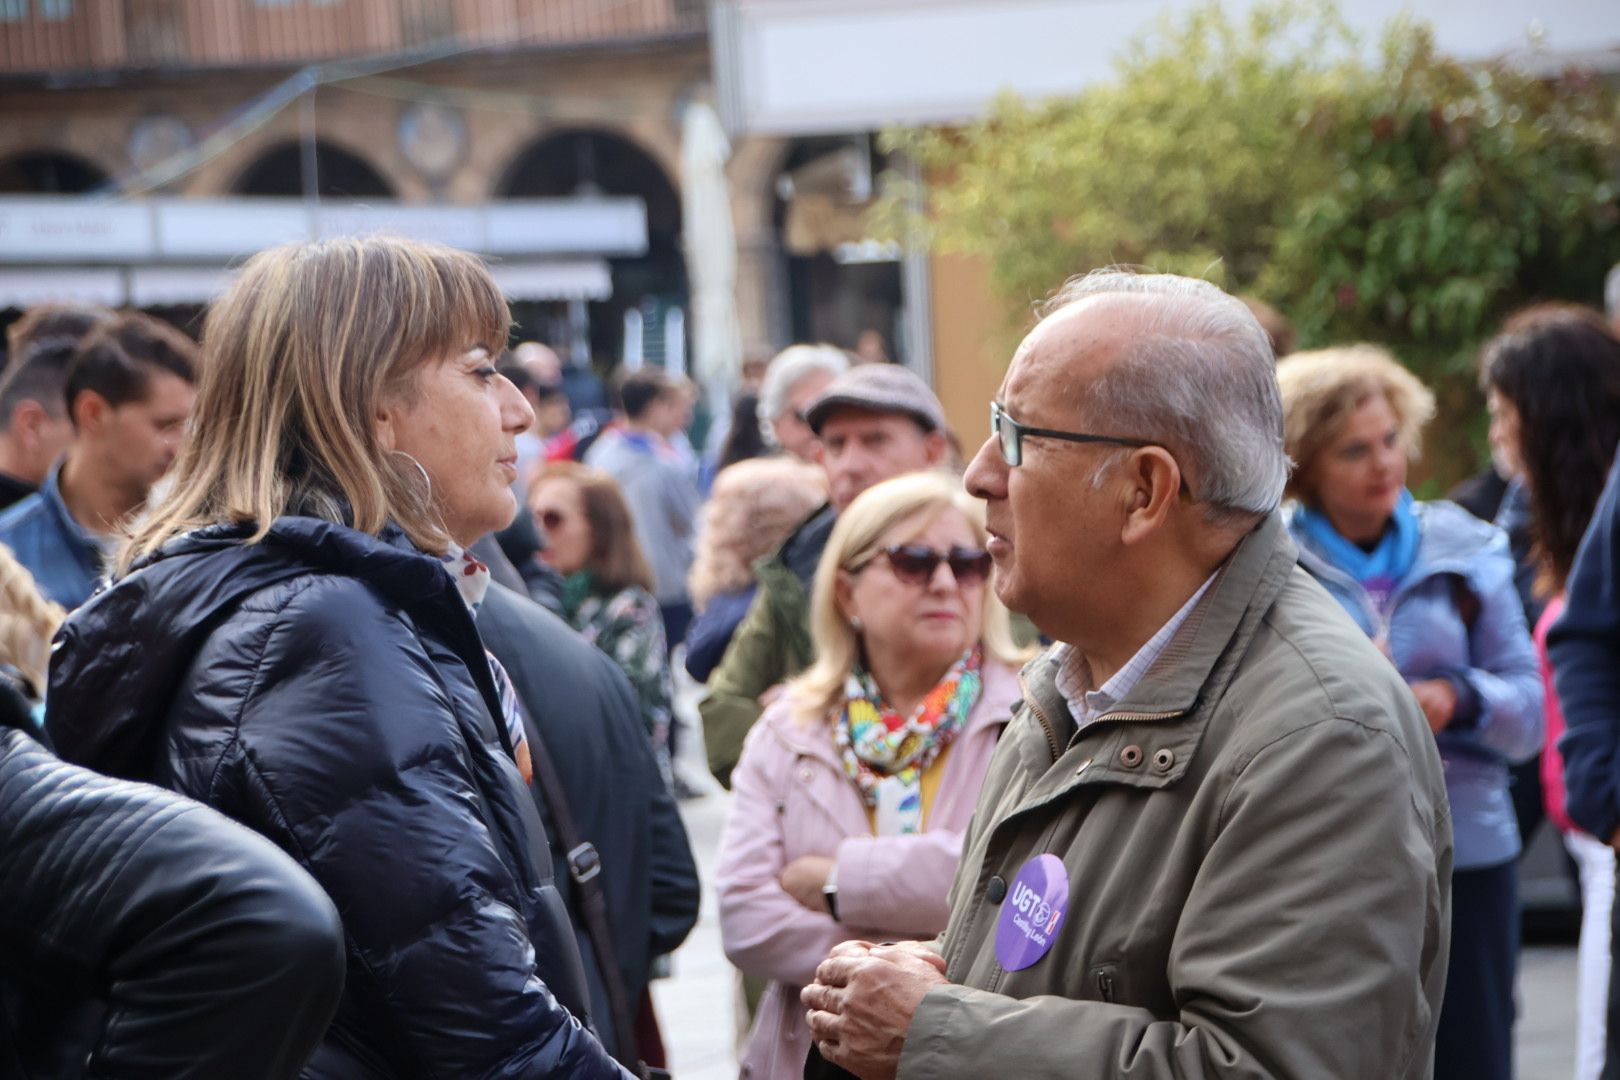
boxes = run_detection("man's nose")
[963,436,1006,500]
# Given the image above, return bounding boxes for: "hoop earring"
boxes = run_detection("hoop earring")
[389,450,432,497]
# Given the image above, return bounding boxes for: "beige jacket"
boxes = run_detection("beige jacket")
[899,513,1453,1080]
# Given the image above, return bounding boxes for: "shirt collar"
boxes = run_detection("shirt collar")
[41,462,116,558]
[1051,572,1218,730]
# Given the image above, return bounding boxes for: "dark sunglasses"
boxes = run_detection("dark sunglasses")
[537,508,569,532]
[875,544,992,587]
[991,400,1157,467]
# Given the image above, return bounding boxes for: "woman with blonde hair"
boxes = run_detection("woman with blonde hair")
[530,461,674,760]
[1277,344,1540,1080]
[684,457,827,682]
[44,236,632,1079]
[715,470,1029,1080]
[0,543,62,704]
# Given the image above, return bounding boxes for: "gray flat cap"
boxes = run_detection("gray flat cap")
[804,363,945,434]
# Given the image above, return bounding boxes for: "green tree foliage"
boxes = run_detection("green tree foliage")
[881,1,1620,481]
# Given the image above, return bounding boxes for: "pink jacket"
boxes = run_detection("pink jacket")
[715,659,1020,1080]
[1537,596,1576,835]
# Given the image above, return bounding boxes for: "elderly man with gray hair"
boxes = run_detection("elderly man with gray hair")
[802,270,1452,1080]
[757,344,849,462]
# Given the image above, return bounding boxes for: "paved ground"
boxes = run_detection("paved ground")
[655,678,1583,1079]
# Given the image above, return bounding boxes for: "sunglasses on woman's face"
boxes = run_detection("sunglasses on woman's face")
[878,544,992,587]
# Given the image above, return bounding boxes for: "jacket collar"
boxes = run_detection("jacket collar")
[1017,512,1299,789]
[40,461,112,568]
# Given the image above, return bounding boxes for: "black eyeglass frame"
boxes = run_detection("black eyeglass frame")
[990,400,1154,467]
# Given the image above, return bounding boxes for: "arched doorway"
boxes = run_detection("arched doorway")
[0,151,109,194]
[771,134,905,364]
[498,129,687,373]
[233,141,394,198]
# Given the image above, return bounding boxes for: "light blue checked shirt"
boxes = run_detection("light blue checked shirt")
[1052,573,1216,731]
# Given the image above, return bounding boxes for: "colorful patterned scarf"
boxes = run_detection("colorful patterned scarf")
[835,648,983,835]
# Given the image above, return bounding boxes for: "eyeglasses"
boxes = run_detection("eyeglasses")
[990,400,1154,467]
[869,544,992,587]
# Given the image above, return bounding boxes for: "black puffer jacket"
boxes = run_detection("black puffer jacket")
[0,677,345,1079]
[46,518,631,1080]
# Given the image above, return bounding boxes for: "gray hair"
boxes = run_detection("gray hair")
[1606,263,1620,322]
[757,344,849,425]
[1037,269,1291,521]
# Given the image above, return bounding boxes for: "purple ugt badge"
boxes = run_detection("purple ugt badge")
[994,853,1070,971]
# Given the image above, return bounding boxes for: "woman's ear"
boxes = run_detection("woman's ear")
[833,569,858,627]
[374,396,400,453]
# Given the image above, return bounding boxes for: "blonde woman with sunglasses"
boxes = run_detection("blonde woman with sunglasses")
[715,470,1032,1080]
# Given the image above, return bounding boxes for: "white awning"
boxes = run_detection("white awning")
[488,259,613,301]
[128,265,239,306]
[0,266,124,309]
[0,259,611,308]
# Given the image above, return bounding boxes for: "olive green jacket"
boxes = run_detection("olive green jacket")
[900,513,1453,1080]
[698,506,831,788]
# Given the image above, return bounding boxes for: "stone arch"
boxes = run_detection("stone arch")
[231,138,394,198]
[0,149,110,194]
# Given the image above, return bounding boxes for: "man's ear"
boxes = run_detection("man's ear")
[1119,447,1182,546]
[9,400,44,446]
[71,390,109,435]
[922,430,949,466]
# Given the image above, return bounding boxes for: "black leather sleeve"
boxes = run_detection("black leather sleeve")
[0,727,346,1079]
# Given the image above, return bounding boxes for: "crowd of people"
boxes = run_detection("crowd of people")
[2,233,1620,1080]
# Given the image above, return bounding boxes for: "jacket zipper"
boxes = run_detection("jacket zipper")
[1095,969,1116,1002]
[1098,708,1187,724]
[1024,691,1062,762]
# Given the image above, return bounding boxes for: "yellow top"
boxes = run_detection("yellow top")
[864,745,952,834]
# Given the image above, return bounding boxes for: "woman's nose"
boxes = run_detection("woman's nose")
[501,377,536,433]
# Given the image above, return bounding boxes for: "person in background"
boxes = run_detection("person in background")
[1480,304,1620,1080]
[586,368,702,656]
[1238,295,1295,359]
[2,301,115,371]
[530,461,675,770]
[1278,345,1541,1080]
[686,457,827,683]
[716,391,771,472]
[758,345,848,463]
[0,313,197,609]
[1605,262,1620,336]
[0,339,78,510]
[717,471,1027,1080]
[45,236,631,1079]
[853,330,890,366]
[699,363,949,788]
[0,541,62,709]
[475,561,701,1071]
[701,349,772,479]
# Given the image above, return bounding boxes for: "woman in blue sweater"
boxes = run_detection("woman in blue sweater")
[1278,344,1542,1080]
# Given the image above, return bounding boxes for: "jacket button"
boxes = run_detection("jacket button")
[1153,748,1176,772]
[986,875,1007,904]
[1119,744,1144,768]
[799,766,813,782]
